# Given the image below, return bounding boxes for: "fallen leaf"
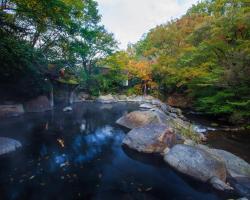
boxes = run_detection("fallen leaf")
[57,139,65,148]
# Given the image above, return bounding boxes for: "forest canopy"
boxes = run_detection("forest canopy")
[103,0,250,124]
[0,0,116,98]
[0,0,249,124]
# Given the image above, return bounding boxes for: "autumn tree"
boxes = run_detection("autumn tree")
[128,0,250,124]
[127,60,158,96]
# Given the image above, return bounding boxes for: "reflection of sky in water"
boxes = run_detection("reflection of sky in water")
[73,126,121,163]
[50,125,124,169]
[40,144,48,157]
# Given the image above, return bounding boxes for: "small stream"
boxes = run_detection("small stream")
[0,102,244,200]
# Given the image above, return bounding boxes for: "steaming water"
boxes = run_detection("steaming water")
[0,102,234,200]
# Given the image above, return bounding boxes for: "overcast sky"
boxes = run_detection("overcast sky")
[96,0,198,49]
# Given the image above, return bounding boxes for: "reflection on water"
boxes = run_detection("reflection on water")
[0,102,233,200]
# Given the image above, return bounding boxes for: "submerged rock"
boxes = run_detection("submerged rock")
[123,123,176,154]
[25,96,51,113]
[164,144,232,191]
[116,110,169,129]
[0,104,24,118]
[0,137,22,156]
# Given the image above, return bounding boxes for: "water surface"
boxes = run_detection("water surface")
[0,102,234,200]
[185,112,250,162]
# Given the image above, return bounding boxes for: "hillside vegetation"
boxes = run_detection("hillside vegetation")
[103,0,250,124]
[0,0,249,124]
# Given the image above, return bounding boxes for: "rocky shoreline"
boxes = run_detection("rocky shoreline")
[0,95,52,118]
[108,94,250,199]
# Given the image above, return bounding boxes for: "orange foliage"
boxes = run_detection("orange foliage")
[127,60,158,95]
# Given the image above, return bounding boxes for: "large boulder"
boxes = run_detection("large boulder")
[116,109,200,141]
[0,137,22,156]
[25,96,51,113]
[116,110,169,129]
[164,144,232,191]
[197,146,250,198]
[96,94,116,103]
[197,147,250,178]
[0,104,24,118]
[123,123,177,154]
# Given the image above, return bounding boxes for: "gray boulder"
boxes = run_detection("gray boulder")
[0,137,22,156]
[116,109,199,141]
[197,146,250,198]
[0,104,24,118]
[116,110,169,129]
[164,144,232,191]
[139,103,156,110]
[123,123,176,154]
[25,96,51,112]
[200,148,250,178]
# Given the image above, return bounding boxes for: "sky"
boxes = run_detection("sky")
[96,0,198,49]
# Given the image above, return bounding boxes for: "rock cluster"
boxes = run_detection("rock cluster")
[116,110,169,130]
[0,95,52,119]
[115,97,250,198]
[96,94,184,117]
[123,123,177,154]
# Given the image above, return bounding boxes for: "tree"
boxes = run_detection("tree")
[0,0,117,98]
[128,0,250,124]
[127,60,158,95]
[66,0,117,92]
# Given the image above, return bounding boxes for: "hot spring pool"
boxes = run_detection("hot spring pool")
[0,102,234,200]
